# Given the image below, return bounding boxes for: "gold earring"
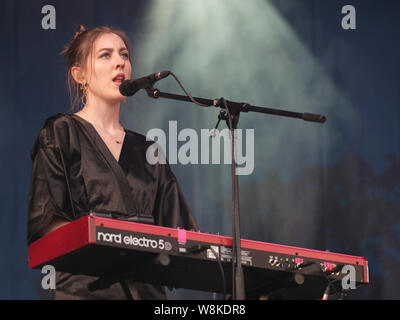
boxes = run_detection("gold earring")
[80,82,88,106]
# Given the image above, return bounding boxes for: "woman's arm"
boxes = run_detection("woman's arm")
[41,216,70,236]
[28,115,76,245]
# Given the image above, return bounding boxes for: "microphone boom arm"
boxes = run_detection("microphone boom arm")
[147,88,326,123]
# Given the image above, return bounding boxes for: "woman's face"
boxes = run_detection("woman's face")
[84,32,132,104]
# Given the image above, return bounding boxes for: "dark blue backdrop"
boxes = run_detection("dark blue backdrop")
[0,0,399,299]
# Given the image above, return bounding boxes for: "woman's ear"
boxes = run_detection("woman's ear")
[71,66,85,85]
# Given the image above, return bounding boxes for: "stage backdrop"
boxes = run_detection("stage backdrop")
[0,0,399,299]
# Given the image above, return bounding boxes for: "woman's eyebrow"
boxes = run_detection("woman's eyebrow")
[96,47,128,54]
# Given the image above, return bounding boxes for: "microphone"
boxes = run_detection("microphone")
[119,70,170,96]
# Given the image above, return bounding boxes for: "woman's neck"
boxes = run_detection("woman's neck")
[77,100,123,132]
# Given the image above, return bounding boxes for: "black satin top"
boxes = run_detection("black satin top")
[27,113,198,245]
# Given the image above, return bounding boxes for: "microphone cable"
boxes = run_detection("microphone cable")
[185,244,228,300]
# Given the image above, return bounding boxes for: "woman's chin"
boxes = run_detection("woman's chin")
[107,93,127,104]
[117,94,127,103]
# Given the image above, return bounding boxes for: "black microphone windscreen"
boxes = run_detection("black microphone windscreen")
[119,80,140,97]
[119,71,171,97]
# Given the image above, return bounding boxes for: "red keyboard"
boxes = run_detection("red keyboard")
[29,215,369,299]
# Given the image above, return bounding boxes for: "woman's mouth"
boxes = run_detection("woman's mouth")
[112,73,125,86]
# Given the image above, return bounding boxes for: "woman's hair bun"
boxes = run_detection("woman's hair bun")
[72,24,86,41]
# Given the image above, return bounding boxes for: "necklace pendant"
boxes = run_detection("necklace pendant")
[116,141,121,144]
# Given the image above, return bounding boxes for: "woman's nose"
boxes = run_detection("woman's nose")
[115,55,125,69]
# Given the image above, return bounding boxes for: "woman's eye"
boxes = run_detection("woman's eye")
[99,52,129,59]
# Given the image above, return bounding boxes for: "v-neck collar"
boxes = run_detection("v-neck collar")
[70,113,138,215]
[70,113,127,164]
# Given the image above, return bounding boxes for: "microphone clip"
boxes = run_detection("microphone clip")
[210,110,228,138]
[146,87,159,98]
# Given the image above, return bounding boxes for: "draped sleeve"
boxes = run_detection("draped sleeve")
[27,115,75,245]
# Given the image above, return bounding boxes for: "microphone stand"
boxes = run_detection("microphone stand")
[145,87,326,300]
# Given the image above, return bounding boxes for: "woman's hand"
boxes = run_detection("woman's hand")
[42,216,70,236]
